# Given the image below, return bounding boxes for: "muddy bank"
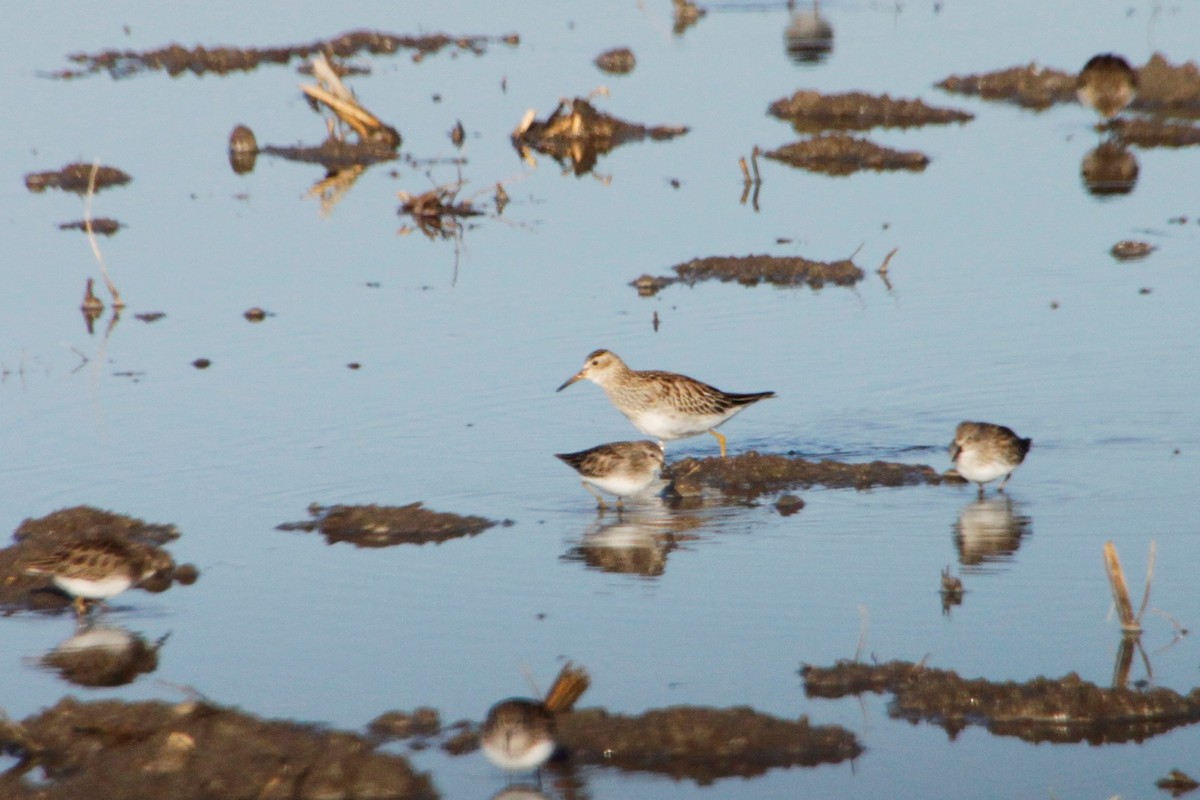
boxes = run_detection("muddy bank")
[802,660,1200,744]
[512,98,688,175]
[446,705,860,784]
[24,163,130,194]
[0,506,193,613]
[937,54,1200,117]
[278,502,506,547]
[59,218,123,235]
[0,697,437,800]
[670,451,942,502]
[764,134,929,176]
[1111,117,1200,147]
[632,254,865,296]
[768,90,972,133]
[60,29,519,79]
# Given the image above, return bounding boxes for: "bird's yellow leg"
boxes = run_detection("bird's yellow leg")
[709,430,728,458]
[582,482,607,510]
[73,596,87,618]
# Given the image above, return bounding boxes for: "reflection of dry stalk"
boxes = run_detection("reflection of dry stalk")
[398,181,481,241]
[738,148,762,211]
[84,161,123,309]
[1103,540,1154,634]
[877,247,898,275]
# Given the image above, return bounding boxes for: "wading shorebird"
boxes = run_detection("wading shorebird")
[555,440,665,511]
[481,662,591,776]
[1077,53,1138,125]
[25,537,170,617]
[556,349,775,458]
[949,421,1032,496]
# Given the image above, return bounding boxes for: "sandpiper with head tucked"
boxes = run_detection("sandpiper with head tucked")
[481,662,590,775]
[556,440,665,510]
[949,421,1032,496]
[556,349,774,458]
[1077,54,1138,124]
[25,538,169,617]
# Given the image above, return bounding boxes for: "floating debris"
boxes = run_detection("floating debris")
[512,97,688,176]
[279,502,504,547]
[765,134,929,176]
[59,218,122,236]
[670,451,942,502]
[398,182,483,240]
[672,0,706,35]
[62,29,520,79]
[191,358,211,369]
[775,494,805,516]
[802,659,1200,744]
[25,163,131,194]
[768,90,973,133]
[243,307,269,322]
[632,254,865,296]
[0,697,437,800]
[1111,240,1156,261]
[595,47,636,75]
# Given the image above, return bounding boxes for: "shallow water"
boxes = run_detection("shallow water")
[3,1,1200,797]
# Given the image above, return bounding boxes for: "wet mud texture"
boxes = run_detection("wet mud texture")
[0,506,193,614]
[447,706,860,784]
[765,134,929,176]
[0,697,437,800]
[61,29,520,79]
[258,139,400,171]
[24,163,130,194]
[58,218,122,235]
[802,660,1200,744]
[670,451,942,502]
[1111,117,1200,147]
[512,98,688,176]
[768,90,973,133]
[938,54,1200,121]
[278,502,504,547]
[632,254,864,296]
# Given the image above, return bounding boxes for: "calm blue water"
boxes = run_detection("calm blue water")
[2,2,1199,798]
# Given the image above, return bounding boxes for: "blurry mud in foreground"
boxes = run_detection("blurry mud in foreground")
[632,254,865,296]
[802,660,1200,744]
[445,705,861,784]
[512,97,688,176]
[0,697,437,800]
[0,506,195,614]
[58,29,520,79]
[277,502,506,547]
[670,452,941,502]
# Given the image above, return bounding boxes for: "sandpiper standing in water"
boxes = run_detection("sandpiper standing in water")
[481,662,591,776]
[25,537,170,617]
[555,440,665,511]
[556,349,774,458]
[949,421,1032,496]
[1077,54,1138,125]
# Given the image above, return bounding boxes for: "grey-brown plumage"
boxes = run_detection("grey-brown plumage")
[556,349,774,457]
[949,421,1032,495]
[1077,54,1138,123]
[481,663,590,773]
[555,440,664,510]
[25,538,169,616]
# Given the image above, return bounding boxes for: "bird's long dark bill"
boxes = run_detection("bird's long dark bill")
[948,443,961,459]
[556,373,583,392]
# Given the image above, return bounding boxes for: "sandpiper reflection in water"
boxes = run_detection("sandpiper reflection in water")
[954,495,1032,569]
[784,1,833,65]
[36,623,169,688]
[1081,139,1139,196]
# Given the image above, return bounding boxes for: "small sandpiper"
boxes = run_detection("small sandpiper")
[25,537,170,617]
[481,662,590,775]
[949,421,1032,496]
[1077,54,1138,125]
[555,440,665,511]
[556,349,774,458]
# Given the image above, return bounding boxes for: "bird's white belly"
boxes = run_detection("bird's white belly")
[481,738,555,771]
[628,408,723,440]
[584,472,655,497]
[54,574,133,600]
[955,452,1010,484]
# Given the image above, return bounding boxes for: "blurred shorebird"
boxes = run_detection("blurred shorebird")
[556,349,774,458]
[555,440,665,511]
[481,662,590,775]
[1077,53,1138,124]
[25,538,170,617]
[949,421,1032,496]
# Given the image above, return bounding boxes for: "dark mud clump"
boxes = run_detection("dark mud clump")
[1157,769,1200,796]
[1111,117,1200,148]
[62,29,520,79]
[768,90,973,133]
[24,163,131,194]
[595,47,636,75]
[512,98,688,176]
[58,218,123,236]
[670,451,942,502]
[936,63,1077,110]
[801,660,1200,744]
[1111,240,1156,261]
[278,502,505,547]
[0,505,192,613]
[765,134,929,176]
[556,706,862,783]
[367,708,442,741]
[259,138,400,171]
[0,697,437,800]
[1133,54,1200,116]
[632,254,865,296]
